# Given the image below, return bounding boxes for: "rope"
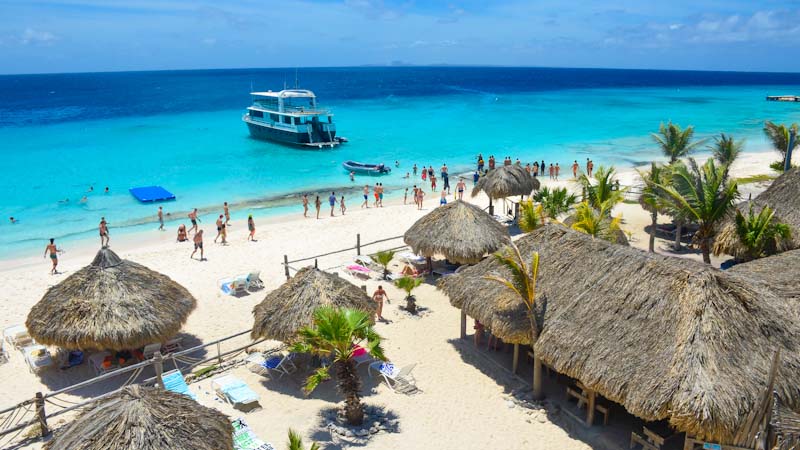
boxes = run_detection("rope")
[121,366,144,387]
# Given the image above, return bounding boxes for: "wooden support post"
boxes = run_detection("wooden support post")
[512,343,520,374]
[460,311,467,339]
[356,234,361,256]
[283,255,290,280]
[216,342,223,365]
[586,389,596,426]
[314,258,318,269]
[154,351,164,388]
[34,392,49,437]
[488,198,494,216]
[532,353,543,400]
[683,436,694,450]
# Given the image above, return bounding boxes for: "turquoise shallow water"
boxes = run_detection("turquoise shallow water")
[1,72,799,258]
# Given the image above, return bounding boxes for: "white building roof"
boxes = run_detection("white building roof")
[250,89,316,98]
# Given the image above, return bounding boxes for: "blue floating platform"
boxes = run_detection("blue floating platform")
[129,186,176,203]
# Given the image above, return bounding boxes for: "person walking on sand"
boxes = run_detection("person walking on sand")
[586,158,591,177]
[457,178,466,200]
[587,159,594,178]
[214,215,224,243]
[223,202,231,226]
[157,206,165,231]
[361,185,369,209]
[373,184,380,207]
[188,209,199,235]
[44,238,60,275]
[247,215,256,241]
[572,160,579,179]
[421,167,427,182]
[378,183,385,207]
[373,285,389,322]
[440,190,447,206]
[441,163,448,179]
[329,192,338,217]
[99,217,110,247]
[555,163,560,180]
[219,220,228,245]
[417,188,425,210]
[533,161,539,177]
[548,163,554,180]
[314,195,322,219]
[191,230,204,260]
[488,155,496,170]
[302,194,309,217]
[340,195,346,215]
[430,172,437,192]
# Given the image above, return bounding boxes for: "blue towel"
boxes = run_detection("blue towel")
[162,371,196,400]
[262,356,282,370]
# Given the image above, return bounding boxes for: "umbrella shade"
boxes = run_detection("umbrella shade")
[26,248,196,351]
[44,385,233,450]
[251,267,375,341]
[472,165,540,200]
[404,200,510,264]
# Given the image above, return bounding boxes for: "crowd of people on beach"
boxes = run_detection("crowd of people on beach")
[474,153,594,180]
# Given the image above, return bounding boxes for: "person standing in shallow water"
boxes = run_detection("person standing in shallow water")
[329,192,337,217]
[315,195,322,219]
[223,202,231,226]
[572,160,579,179]
[302,194,309,217]
[157,206,165,231]
[361,185,369,209]
[44,238,60,275]
[99,217,110,247]
[247,215,256,241]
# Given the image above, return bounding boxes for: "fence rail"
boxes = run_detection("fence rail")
[282,233,407,279]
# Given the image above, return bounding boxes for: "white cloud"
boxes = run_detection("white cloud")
[20,28,58,45]
[202,37,217,45]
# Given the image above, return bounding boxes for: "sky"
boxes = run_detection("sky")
[1,0,800,74]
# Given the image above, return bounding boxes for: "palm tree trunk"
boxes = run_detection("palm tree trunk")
[673,220,683,251]
[701,236,712,264]
[649,211,657,253]
[488,198,494,216]
[528,312,543,400]
[336,359,364,426]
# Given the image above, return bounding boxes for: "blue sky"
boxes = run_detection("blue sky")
[1,0,799,74]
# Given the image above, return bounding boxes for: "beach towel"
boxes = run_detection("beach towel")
[231,418,275,450]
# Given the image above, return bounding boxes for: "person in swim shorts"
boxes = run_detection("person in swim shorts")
[191,230,204,260]
[44,238,60,274]
[456,178,466,200]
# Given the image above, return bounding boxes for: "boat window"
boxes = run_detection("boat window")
[269,113,279,122]
[294,117,301,125]
[255,98,279,110]
[250,110,264,118]
[282,115,292,124]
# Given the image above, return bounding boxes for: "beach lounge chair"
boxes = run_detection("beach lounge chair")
[161,337,183,354]
[0,341,7,365]
[220,276,249,296]
[23,344,53,373]
[247,271,264,290]
[345,264,372,280]
[89,351,117,376]
[212,375,261,412]
[368,361,418,393]
[352,345,375,368]
[247,352,297,378]
[231,417,276,450]
[3,325,33,349]
[162,369,196,400]
[398,252,426,265]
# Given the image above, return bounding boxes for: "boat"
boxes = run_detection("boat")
[242,89,340,148]
[342,160,391,175]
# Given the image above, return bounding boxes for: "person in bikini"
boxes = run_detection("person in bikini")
[44,238,60,274]
[340,195,346,215]
[177,224,188,242]
[302,194,309,217]
[247,215,256,241]
[372,285,389,322]
[572,160,579,179]
[223,202,231,226]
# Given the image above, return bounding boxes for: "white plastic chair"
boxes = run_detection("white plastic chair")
[23,344,53,373]
[247,271,264,290]
[3,325,33,349]
[368,361,418,393]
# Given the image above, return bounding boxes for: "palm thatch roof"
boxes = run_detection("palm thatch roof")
[44,385,233,450]
[561,215,629,246]
[714,168,800,259]
[26,248,196,351]
[472,165,540,200]
[251,267,375,341]
[403,200,511,264]
[438,224,800,444]
[728,249,800,302]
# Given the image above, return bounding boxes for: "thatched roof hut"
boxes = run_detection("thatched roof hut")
[44,385,233,450]
[728,249,800,302]
[714,168,800,259]
[472,165,540,200]
[251,267,375,341]
[403,200,511,264]
[26,248,196,351]
[439,224,800,444]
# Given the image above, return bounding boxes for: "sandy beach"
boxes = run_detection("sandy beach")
[0,150,778,449]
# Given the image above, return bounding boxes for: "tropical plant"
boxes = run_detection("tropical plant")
[711,133,744,169]
[763,121,799,169]
[570,201,623,243]
[653,158,739,264]
[532,186,577,220]
[372,250,396,280]
[652,121,704,163]
[394,275,423,314]
[290,307,386,426]
[637,162,669,252]
[484,243,543,400]
[518,200,544,232]
[288,429,320,450]
[732,203,792,262]
[575,165,624,212]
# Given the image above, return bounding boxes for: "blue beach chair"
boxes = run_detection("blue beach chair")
[161,369,196,400]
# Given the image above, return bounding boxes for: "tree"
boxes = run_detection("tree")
[653,158,739,264]
[763,121,799,169]
[484,244,543,399]
[373,250,396,280]
[575,165,624,212]
[711,133,744,169]
[731,203,792,262]
[652,121,704,163]
[638,162,669,253]
[288,429,320,450]
[394,275,423,314]
[570,201,623,243]
[518,200,544,232]
[290,307,386,426]
[532,186,577,221]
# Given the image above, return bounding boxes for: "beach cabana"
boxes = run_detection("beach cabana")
[728,248,800,301]
[44,385,233,450]
[472,165,540,215]
[26,247,196,351]
[251,267,375,342]
[714,167,800,260]
[439,224,800,447]
[403,200,511,265]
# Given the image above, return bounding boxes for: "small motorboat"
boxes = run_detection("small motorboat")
[342,160,391,175]
[334,136,349,143]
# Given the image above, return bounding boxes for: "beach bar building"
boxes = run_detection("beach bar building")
[439,225,800,449]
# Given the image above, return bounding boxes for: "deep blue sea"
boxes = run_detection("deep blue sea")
[1,67,800,257]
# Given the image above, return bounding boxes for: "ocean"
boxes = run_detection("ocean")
[1,66,799,257]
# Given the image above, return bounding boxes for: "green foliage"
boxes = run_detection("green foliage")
[652,121,704,163]
[373,250,396,279]
[575,165,624,212]
[638,162,670,252]
[395,275,423,297]
[484,243,541,341]
[287,429,320,450]
[763,121,799,166]
[570,201,623,243]
[735,174,776,184]
[519,200,544,232]
[532,187,577,220]
[733,203,792,262]
[711,133,744,168]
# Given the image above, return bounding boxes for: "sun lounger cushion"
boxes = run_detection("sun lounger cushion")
[376,362,399,377]
[162,370,196,400]
[232,418,275,450]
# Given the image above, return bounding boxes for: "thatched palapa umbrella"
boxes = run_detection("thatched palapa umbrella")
[439,224,800,446]
[472,165,539,215]
[251,267,375,341]
[729,248,800,302]
[26,247,196,351]
[404,200,511,265]
[44,385,233,450]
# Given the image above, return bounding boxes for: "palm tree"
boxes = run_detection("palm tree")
[653,158,739,264]
[394,275,423,314]
[763,121,799,169]
[373,250,396,280]
[290,307,386,426]
[288,429,320,450]
[570,201,623,243]
[532,186,577,221]
[733,203,792,262]
[637,162,669,253]
[484,244,543,399]
[575,165,624,212]
[711,133,744,169]
[652,121,704,163]
[518,200,544,232]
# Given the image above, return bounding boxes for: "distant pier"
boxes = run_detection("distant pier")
[767,95,800,102]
